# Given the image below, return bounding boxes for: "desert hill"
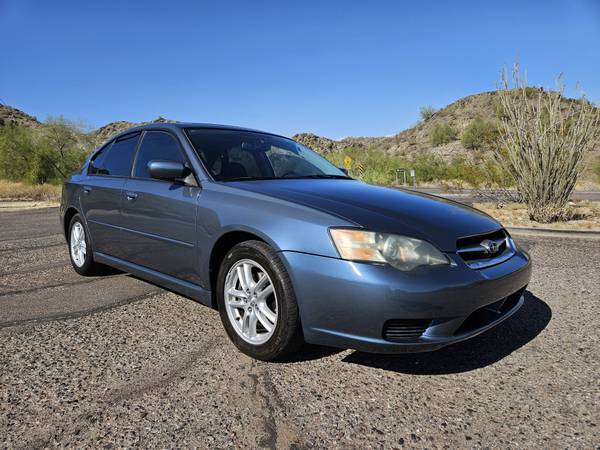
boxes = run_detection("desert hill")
[2,90,598,162]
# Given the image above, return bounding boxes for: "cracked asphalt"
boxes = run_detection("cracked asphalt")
[1,207,599,449]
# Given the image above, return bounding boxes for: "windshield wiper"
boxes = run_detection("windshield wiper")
[222,176,281,182]
[285,174,353,180]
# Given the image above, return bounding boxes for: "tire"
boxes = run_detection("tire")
[217,240,303,361]
[67,213,105,276]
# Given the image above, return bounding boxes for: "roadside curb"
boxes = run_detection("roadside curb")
[508,226,600,240]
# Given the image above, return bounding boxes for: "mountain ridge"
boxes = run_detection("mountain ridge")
[2,90,598,161]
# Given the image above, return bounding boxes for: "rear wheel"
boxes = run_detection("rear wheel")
[68,214,104,276]
[217,240,303,361]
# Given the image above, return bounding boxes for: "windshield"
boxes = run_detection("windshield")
[185,128,350,181]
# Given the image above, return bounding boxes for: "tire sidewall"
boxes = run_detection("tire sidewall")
[217,241,300,360]
[68,214,94,275]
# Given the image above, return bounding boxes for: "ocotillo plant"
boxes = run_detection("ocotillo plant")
[496,65,600,222]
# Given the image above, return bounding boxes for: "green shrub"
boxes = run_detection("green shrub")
[431,124,458,146]
[461,118,499,150]
[594,157,600,183]
[324,147,512,188]
[0,122,87,184]
[0,125,37,182]
[419,105,436,121]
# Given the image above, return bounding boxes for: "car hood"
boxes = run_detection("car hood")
[228,179,501,251]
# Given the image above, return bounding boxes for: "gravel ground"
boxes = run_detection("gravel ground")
[0,208,599,449]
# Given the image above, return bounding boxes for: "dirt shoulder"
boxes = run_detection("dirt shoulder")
[0,180,61,202]
[474,201,600,231]
[0,201,60,212]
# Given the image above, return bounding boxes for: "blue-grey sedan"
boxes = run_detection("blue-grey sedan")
[60,123,531,360]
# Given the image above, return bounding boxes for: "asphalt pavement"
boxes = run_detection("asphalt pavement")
[1,207,598,448]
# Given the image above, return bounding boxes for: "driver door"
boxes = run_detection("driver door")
[120,130,201,284]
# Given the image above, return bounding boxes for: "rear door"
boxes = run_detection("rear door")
[121,130,200,284]
[80,133,140,258]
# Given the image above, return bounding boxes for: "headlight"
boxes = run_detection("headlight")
[329,228,449,271]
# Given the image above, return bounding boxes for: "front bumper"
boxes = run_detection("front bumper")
[279,249,532,353]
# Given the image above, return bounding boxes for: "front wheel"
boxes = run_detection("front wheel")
[217,240,303,361]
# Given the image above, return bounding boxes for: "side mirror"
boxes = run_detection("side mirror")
[147,160,191,181]
[339,167,349,175]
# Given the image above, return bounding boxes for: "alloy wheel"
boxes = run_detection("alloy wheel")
[70,222,87,267]
[224,259,278,345]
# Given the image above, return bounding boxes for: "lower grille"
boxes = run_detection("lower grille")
[454,288,524,336]
[383,319,431,341]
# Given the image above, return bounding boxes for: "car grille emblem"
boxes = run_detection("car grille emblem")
[480,239,499,255]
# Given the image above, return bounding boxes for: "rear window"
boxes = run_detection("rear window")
[90,134,139,177]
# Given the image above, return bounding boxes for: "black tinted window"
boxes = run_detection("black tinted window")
[88,142,112,175]
[93,134,139,177]
[134,131,185,179]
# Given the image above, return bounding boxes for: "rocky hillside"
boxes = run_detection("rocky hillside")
[2,90,598,161]
[294,90,600,161]
[93,116,178,143]
[294,91,503,161]
[0,104,41,128]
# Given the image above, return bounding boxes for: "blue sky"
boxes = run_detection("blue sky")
[1,0,599,139]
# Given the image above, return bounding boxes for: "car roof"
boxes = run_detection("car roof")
[110,122,291,142]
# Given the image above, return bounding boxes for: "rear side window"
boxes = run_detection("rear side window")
[88,143,112,175]
[90,134,139,177]
[102,134,139,176]
[133,131,185,179]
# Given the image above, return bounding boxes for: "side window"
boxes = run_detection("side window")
[102,134,139,176]
[90,134,139,177]
[133,131,185,179]
[88,142,112,175]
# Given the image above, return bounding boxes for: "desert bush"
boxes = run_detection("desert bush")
[0,125,37,181]
[461,118,499,150]
[419,105,436,121]
[324,147,509,188]
[0,120,88,184]
[326,146,407,185]
[0,179,61,201]
[430,124,458,146]
[496,65,600,222]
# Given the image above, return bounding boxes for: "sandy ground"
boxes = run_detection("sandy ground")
[475,201,600,231]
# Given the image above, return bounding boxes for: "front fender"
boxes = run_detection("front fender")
[195,182,353,288]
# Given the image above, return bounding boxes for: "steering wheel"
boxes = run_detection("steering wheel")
[281,170,300,178]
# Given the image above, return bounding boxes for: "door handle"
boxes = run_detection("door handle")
[83,186,92,194]
[125,191,138,201]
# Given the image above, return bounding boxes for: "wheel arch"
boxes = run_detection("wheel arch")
[63,206,80,239]
[208,230,272,309]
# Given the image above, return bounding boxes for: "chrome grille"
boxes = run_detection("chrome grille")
[456,229,516,269]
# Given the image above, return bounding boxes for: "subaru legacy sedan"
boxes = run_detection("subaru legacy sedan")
[61,123,531,360]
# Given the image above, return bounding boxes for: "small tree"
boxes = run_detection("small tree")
[39,116,88,179]
[419,105,436,121]
[496,65,600,222]
[461,118,499,150]
[431,123,458,146]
